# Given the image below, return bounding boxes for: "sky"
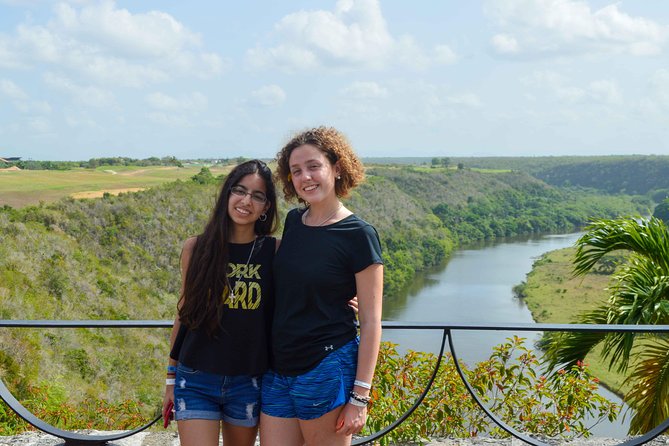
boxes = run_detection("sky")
[1,0,669,161]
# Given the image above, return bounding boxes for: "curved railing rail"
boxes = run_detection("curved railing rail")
[0,320,667,446]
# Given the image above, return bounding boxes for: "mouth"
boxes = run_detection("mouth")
[303,184,318,192]
[234,207,251,215]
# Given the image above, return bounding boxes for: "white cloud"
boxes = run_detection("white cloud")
[28,116,52,133]
[0,78,52,114]
[434,45,458,65]
[146,92,208,112]
[246,0,453,71]
[0,79,27,100]
[588,79,621,104]
[447,93,482,108]
[524,70,622,105]
[43,72,115,108]
[491,33,519,54]
[486,0,668,57]
[2,1,225,87]
[650,69,669,107]
[250,85,286,107]
[340,81,388,99]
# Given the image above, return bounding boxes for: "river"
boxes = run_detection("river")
[381,232,630,438]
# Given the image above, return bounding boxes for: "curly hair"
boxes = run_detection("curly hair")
[275,126,365,202]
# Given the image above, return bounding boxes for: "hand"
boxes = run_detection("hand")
[162,386,175,428]
[335,403,367,436]
[348,296,359,314]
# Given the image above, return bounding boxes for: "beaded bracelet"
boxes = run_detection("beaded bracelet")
[167,365,177,374]
[349,390,371,405]
[348,397,367,407]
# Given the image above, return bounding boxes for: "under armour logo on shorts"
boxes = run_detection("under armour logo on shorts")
[324,345,334,351]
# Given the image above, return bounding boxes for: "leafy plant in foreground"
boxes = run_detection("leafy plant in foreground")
[364,337,618,445]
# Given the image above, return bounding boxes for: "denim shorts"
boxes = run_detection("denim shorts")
[261,337,358,420]
[173,363,261,427]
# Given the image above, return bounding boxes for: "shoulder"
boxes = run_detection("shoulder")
[283,207,305,229]
[286,207,303,220]
[180,236,198,269]
[182,236,198,255]
[341,215,378,233]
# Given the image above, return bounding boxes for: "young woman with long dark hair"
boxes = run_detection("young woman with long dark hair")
[162,159,279,446]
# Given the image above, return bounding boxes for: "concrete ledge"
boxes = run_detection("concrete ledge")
[0,432,667,446]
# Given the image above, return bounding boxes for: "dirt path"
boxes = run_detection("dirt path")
[70,187,145,199]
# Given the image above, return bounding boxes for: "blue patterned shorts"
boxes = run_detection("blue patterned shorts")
[261,337,358,420]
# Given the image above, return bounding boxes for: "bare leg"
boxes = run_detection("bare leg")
[177,419,221,446]
[222,421,258,446]
[259,412,304,446]
[299,406,350,446]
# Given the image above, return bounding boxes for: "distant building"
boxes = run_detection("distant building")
[0,157,21,163]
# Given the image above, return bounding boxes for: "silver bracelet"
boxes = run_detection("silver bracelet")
[348,397,367,407]
[354,379,371,389]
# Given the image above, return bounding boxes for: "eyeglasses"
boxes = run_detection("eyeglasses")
[230,185,267,204]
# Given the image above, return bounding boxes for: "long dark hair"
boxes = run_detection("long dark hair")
[178,160,279,334]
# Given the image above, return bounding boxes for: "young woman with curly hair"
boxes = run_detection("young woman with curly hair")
[261,127,384,446]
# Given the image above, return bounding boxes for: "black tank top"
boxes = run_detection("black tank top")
[171,236,275,375]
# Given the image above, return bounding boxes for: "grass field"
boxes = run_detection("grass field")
[0,165,231,208]
[522,247,630,395]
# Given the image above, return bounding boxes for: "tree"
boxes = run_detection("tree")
[191,167,216,184]
[653,198,669,224]
[543,216,669,434]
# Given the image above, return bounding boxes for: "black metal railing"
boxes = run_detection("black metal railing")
[0,320,667,446]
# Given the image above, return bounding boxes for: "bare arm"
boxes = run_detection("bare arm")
[162,237,196,421]
[336,262,383,435]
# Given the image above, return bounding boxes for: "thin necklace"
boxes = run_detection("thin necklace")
[303,202,343,227]
[230,237,256,301]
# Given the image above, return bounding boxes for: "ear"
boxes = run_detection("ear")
[334,161,342,178]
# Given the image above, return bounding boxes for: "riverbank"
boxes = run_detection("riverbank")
[1,431,668,446]
[520,246,628,395]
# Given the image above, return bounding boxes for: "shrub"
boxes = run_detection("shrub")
[364,337,619,445]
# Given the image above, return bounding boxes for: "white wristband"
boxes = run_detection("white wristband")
[166,378,176,386]
[354,379,371,389]
[348,397,367,407]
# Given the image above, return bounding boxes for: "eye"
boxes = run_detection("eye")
[251,192,267,203]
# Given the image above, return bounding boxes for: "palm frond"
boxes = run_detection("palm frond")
[542,305,608,372]
[574,217,669,278]
[625,337,669,435]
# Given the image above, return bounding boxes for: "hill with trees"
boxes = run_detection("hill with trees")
[0,164,650,431]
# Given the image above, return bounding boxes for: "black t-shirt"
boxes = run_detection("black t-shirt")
[170,236,275,376]
[271,209,383,376]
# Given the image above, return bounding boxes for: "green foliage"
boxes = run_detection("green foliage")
[13,156,185,170]
[431,157,450,168]
[0,164,648,434]
[365,337,618,445]
[543,216,669,434]
[0,381,151,435]
[653,198,669,224]
[190,167,217,185]
[369,167,645,244]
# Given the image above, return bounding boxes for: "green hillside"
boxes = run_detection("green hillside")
[0,165,650,431]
